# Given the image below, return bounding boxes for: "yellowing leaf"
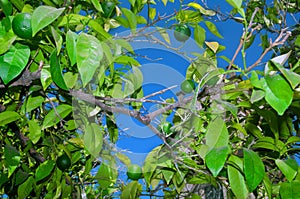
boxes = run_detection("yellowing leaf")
[188,2,216,16]
[205,41,219,53]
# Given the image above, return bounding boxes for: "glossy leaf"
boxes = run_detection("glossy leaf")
[66,30,77,66]
[271,60,300,89]
[76,33,103,87]
[35,160,55,182]
[243,149,265,192]
[262,75,293,115]
[0,0,12,16]
[275,159,298,182]
[83,123,103,157]
[32,6,65,36]
[0,111,20,126]
[0,43,30,84]
[280,181,300,199]
[50,49,68,90]
[42,104,72,129]
[228,164,248,199]
[206,146,229,177]
[18,176,34,198]
[4,145,20,177]
[205,116,229,150]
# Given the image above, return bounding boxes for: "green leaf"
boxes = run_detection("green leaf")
[263,75,293,115]
[83,123,103,157]
[263,174,272,199]
[253,137,287,156]
[121,8,137,33]
[26,95,44,112]
[205,116,229,150]
[226,0,242,9]
[205,146,229,177]
[0,29,16,55]
[51,27,63,55]
[31,6,65,36]
[35,160,55,182]
[4,145,20,177]
[275,159,298,182]
[76,33,103,87]
[157,27,170,44]
[40,65,52,90]
[95,162,117,189]
[114,55,140,67]
[0,43,30,84]
[0,111,20,126]
[66,30,77,66]
[28,120,41,144]
[0,0,12,16]
[143,145,162,186]
[194,25,206,47]
[204,21,223,38]
[149,8,156,20]
[120,181,142,199]
[188,2,216,16]
[243,149,265,192]
[250,89,265,103]
[228,164,248,199]
[162,169,175,185]
[42,104,72,129]
[91,0,103,12]
[18,176,34,198]
[50,49,68,90]
[271,60,300,89]
[280,181,300,199]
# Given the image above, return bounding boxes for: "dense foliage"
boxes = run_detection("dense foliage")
[0,0,300,198]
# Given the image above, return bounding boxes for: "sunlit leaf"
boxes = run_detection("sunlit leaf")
[204,21,223,38]
[0,43,30,84]
[76,33,103,87]
[42,104,72,129]
[206,146,229,177]
[244,149,265,192]
[275,159,298,182]
[280,181,300,199]
[228,164,248,199]
[32,6,65,36]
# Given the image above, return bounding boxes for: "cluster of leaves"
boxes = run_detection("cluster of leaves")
[0,0,299,198]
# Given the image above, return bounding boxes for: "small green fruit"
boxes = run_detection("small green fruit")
[174,24,191,42]
[56,153,71,171]
[12,13,32,39]
[127,164,142,180]
[162,122,172,135]
[181,79,195,93]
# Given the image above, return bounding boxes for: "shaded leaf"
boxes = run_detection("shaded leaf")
[4,145,20,177]
[28,120,42,144]
[35,160,55,182]
[50,49,68,90]
[18,176,34,198]
[83,123,103,157]
[0,111,20,126]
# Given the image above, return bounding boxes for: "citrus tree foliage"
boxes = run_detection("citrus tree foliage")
[0,0,300,198]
